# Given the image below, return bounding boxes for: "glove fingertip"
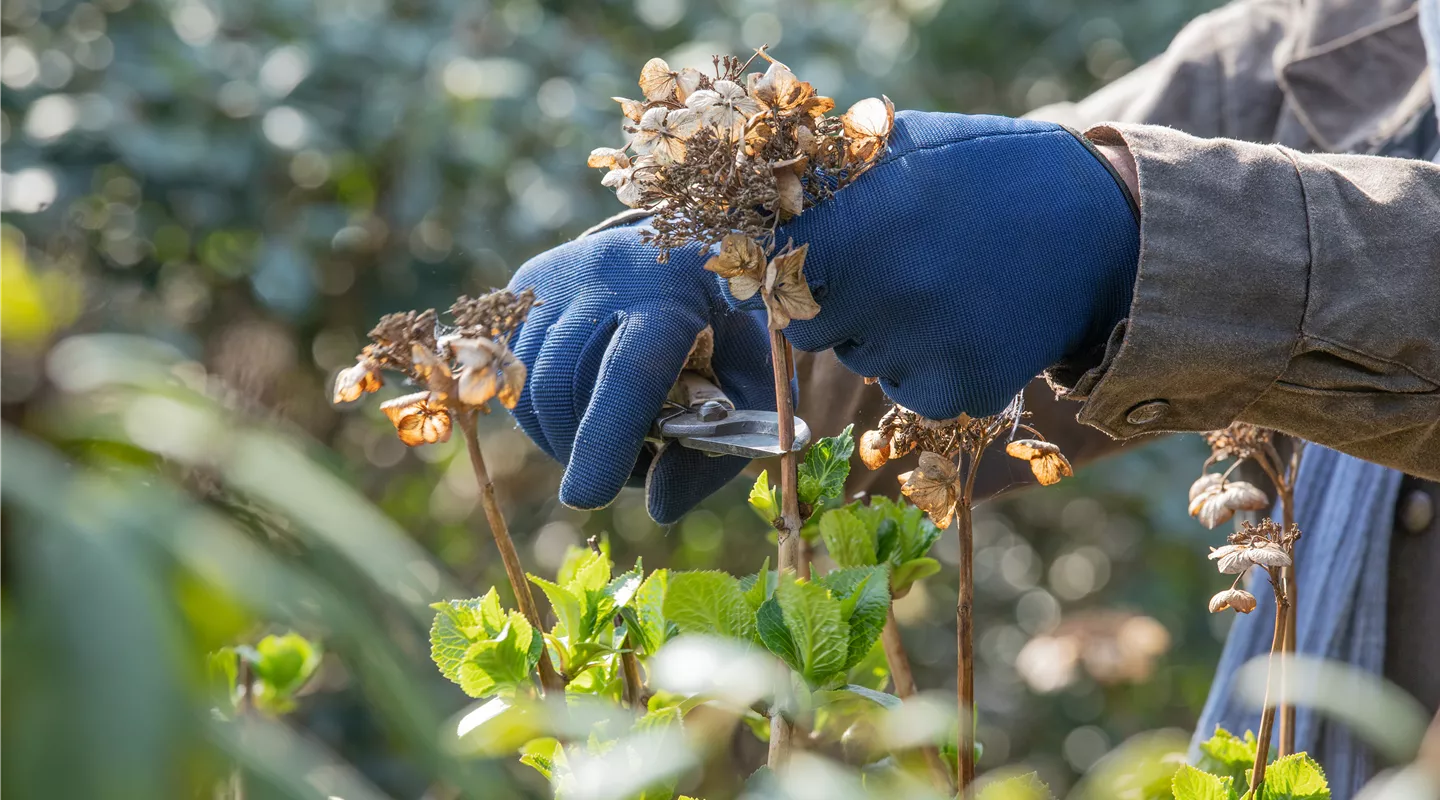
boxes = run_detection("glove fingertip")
[645,444,749,524]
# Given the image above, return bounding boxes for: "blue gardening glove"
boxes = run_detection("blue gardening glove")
[507,225,775,524]
[726,111,1140,420]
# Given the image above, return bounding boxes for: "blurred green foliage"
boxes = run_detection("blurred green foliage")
[3,0,1228,796]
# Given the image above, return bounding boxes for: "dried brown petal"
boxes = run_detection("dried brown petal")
[411,343,453,397]
[1245,543,1292,568]
[899,451,961,529]
[1207,544,1251,574]
[858,429,890,470]
[1189,486,1236,529]
[638,57,677,101]
[381,391,452,447]
[1189,472,1224,502]
[1030,452,1073,486]
[612,96,646,122]
[1005,439,1060,460]
[703,234,766,301]
[587,147,632,170]
[333,359,383,404]
[497,348,526,409]
[774,168,804,217]
[1222,481,1270,512]
[1208,588,1257,614]
[762,244,819,330]
[750,62,815,111]
[842,96,894,163]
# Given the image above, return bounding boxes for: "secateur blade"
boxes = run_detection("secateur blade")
[652,407,812,459]
[647,369,811,458]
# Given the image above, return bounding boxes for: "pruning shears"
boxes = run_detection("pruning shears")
[648,371,811,459]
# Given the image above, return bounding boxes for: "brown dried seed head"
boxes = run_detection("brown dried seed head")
[1208,588,1258,614]
[858,429,890,470]
[333,359,382,404]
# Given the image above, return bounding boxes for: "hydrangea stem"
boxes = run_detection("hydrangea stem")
[457,411,566,696]
[956,457,981,793]
[882,609,953,791]
[1250,579,1290,795]
[769,329,802,769]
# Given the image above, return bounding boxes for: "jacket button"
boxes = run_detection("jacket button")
[1124,400,1170,425]
[1398,490,1434,535]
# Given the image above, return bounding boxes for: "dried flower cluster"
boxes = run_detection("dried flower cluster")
[591,50,894,330]
[1204,423,1273,463]
[1205,518,1299,615]
[855,398,1070,528]
[332,289,536,446]
[1188,472,1270,529]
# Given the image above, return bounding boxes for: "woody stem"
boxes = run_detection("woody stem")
[1250,572,1290,795]
[457,411,565,695]
[956,445,984,794]
[768,329,803,770]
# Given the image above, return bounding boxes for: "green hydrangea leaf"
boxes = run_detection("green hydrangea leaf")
[519,737,562,781]
[569,549,612,595]
[741,558,775,613]
[1260,754,1328,800]
[819,508,876,567]
[628,568,669,656]
[1171,764,1239,800]
[976,771,1056,800]
[456,612,540,699]
[430,589,508,682]
[246,632,322,712]
[817,565,891,669]
[529,575,584,645]
[1198,728,1259,788]
[748,470,781,526]
[755,597,801,674]
[797,424,855,507]
[663,571,755,642]
[772,576,848,686]
[892,557,942,593]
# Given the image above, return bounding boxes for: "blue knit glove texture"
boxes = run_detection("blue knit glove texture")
[727,111,1140,420]
[507,225,775,523]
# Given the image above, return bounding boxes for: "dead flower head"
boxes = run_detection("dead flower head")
[1005,439,1073,486]
[1208,587,1258,614]
[1188,476,1269,529]
[898,451,961,528]
[1208,518,1298,574]
[332,289,535,448]
[594,50,894,265]
[1204,422,1274,463]
[858,428,891,471]
[381,391,453,447]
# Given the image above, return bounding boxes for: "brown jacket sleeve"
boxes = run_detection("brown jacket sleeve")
[1057,124,1440,480]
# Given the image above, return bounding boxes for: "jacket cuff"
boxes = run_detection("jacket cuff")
[1048,123,1310,437]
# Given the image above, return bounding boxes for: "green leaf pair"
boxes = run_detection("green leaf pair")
[819,494,943,597]
[430,589,544,699]
[1180,728,1329,800]
[756,566,890,688]
[213,631,323,715]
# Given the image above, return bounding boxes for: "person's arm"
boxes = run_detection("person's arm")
[812,0,1301,497]
[1057,124,1440,480]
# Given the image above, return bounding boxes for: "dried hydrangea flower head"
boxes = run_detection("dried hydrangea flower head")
[1188,475,1269,528]
[1205,422,1274,463]
[1208,587,1258,614]
[1204,518,1300,614]
[331,289,536,448]
[897,451,961,528]
[589,48,894,331]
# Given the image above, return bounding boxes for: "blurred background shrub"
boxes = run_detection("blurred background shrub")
[2,0,1224,796]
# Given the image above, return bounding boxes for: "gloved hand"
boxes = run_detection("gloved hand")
[506,226,775,523]
[508,110,1139,522]
[725,110,1140,420]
